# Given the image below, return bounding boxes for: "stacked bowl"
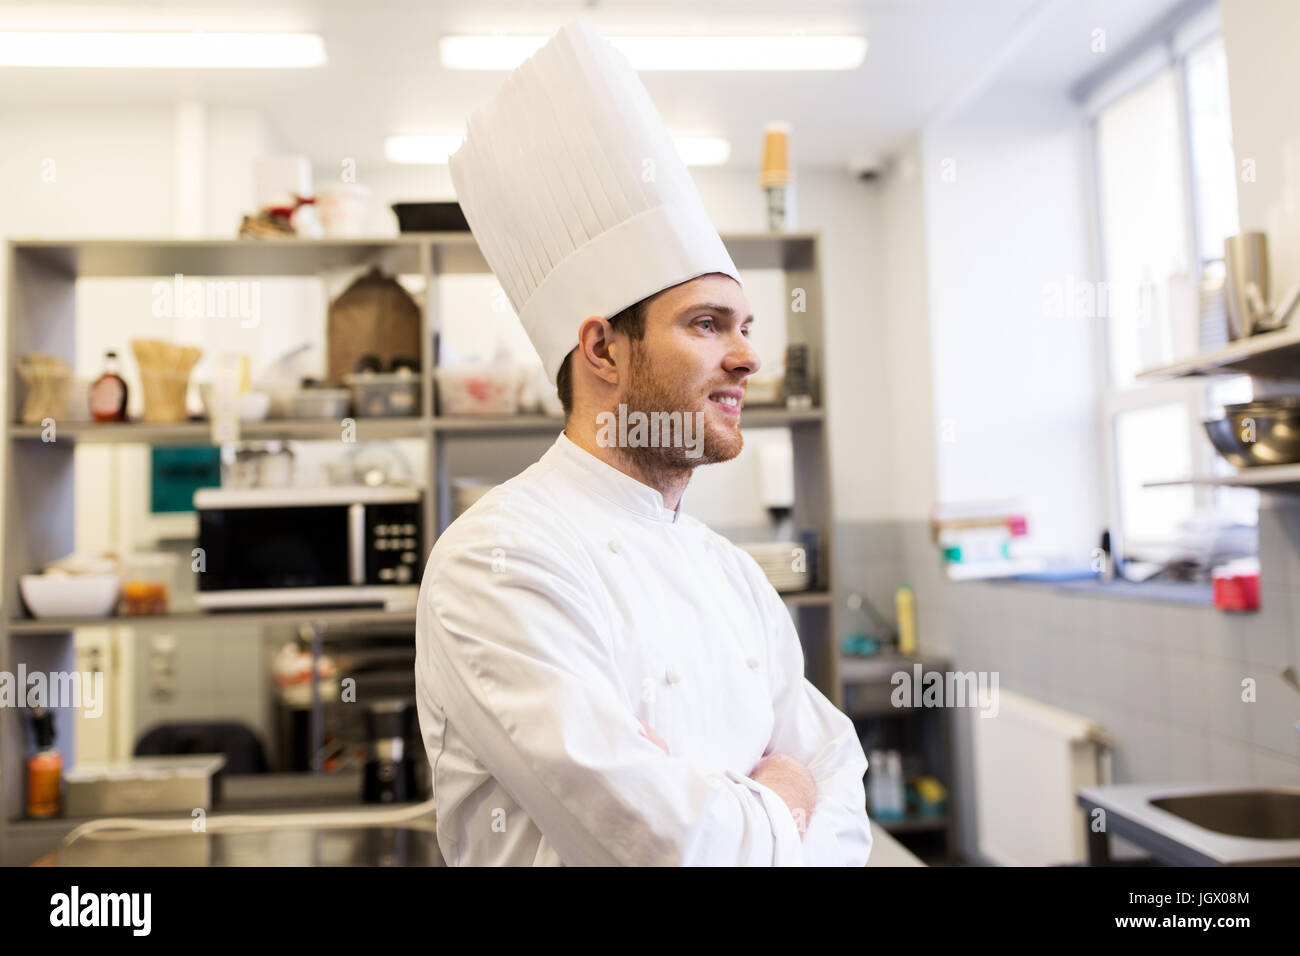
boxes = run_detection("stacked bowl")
[1204,397,1300,467]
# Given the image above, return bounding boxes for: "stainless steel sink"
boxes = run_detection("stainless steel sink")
[1150,790,1300,840]
[1078,782,1300,865]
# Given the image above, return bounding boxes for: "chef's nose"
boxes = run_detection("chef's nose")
[724,331,762,377]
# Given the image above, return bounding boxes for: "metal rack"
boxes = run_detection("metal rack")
[1137,323,1300,491]
[840,654,959,862]
[0,231,837,863]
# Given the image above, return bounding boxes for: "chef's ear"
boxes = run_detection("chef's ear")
[575,315,622,387]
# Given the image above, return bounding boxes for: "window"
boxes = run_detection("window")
[1089,19,1254,563]
[1096,67,1188,390]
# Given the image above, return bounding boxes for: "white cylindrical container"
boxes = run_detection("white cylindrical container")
[318,184,371,238]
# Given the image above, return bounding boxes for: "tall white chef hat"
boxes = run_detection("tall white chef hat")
[449,20,742,385]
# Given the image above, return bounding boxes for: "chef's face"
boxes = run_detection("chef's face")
[617,273,761,467]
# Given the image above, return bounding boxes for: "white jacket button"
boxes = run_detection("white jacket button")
[665,665,681,685]
[608,539,621,554]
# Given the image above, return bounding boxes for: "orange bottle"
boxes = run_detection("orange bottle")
[26,708,62,818]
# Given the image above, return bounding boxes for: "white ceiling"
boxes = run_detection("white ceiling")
[0,0,1193,170]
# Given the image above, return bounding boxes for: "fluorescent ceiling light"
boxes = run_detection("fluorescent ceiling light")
[672,136,730,166]
[386,135,466,165]
[0,32,326,68]
[440,34,866,71]
[386,133,730,167]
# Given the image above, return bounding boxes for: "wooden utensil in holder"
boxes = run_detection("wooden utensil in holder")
[131,339,202,423]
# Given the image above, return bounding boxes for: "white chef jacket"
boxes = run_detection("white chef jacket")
[414,432,873,866]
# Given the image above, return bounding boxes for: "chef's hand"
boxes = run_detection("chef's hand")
[636,717,670,755]
[750,753,817,836]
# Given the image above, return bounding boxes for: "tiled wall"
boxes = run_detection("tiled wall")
[131,624,275,765]
[836,496,1300,862]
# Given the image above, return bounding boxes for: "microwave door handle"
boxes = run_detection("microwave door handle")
[348,503,366,585]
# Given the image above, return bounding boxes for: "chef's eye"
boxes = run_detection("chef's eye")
[695,317,716,332]
[741,325,751,337]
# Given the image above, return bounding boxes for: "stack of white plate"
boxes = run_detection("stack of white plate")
[738,540,810,592]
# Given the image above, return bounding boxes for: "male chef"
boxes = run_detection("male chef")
[414,20,873,866]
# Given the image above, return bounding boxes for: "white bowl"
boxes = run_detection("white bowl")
[20,573,121,619]
[238,391,272,421]
[199,385,272,422]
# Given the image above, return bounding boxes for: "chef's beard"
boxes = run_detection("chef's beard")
[616,341,744,476]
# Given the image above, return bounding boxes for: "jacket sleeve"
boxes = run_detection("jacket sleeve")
[756,566,874,866]
[416,517,805,866]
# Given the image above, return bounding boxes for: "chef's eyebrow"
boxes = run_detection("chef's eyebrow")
[678,302,755,324]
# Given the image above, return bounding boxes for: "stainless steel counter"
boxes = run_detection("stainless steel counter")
[1078,781,1300,865]
[46,806,918,867]
[52,819,444,867]
[39,771,922,866]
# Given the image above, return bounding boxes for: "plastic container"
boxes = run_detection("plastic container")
[885,750,906,817]
[121,552,177,616]
[867,749,885,815]
[434,365,520,416]
[318,183,371,238]
[391,201,470,233]
[289,388,351,420]
[345,370,421,417]
[896,586,916,656]
[1212,559,1260,612]
[868,748,906,820]
[222,442,295,489]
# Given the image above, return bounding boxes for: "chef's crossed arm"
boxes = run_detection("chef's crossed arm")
[741,552,875,866]
[420,524,836,866]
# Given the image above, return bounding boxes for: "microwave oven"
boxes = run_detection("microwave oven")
[193,485,424,611]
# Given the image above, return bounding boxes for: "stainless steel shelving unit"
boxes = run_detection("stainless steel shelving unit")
[0,231,837,863]
[1135,323,1300,381]
[1138,327,1300,490]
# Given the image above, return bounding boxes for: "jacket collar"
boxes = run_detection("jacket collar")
[548,431,683,524]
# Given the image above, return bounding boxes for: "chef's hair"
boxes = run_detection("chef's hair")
[555,295,650,418]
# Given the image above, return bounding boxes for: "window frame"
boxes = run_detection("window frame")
[1083,8,1244,560]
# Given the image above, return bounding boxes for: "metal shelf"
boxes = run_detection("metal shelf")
[432,414,565,434]
[6,231,819,279]
[841,655,959,862]
[1136,324,1300,380]
[8,418,431,444]
[5,606,416,636]
[430,407,823,434]
[7,236,428,278]
[877,813,951,835]
[1,231,836,863]
[1144,463,1300,491]
[779,588,833,606]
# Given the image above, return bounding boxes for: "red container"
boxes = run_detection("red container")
[1213,571,1259,612]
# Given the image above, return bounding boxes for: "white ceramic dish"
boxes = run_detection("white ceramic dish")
[20,573,121,619]
[199,385,272,422]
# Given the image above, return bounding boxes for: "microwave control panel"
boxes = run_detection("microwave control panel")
[367,502,424,585]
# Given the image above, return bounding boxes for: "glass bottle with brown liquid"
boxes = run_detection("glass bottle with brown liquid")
[90,350,128,422]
